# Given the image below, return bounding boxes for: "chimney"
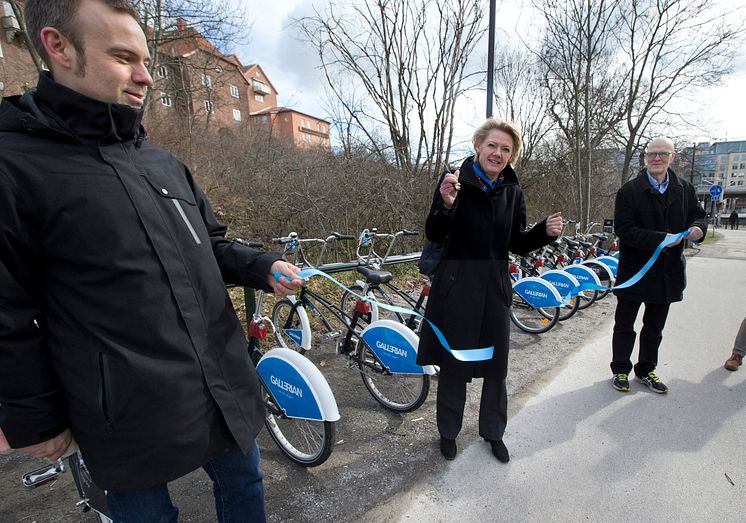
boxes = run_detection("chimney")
[177,17,188,32]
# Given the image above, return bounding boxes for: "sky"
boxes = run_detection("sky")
[231,0,746,147]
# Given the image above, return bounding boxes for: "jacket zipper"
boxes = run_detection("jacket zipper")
[98,353,114,431]
[171,199,202,245]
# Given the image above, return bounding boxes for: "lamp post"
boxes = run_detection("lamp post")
[486,0,496,118]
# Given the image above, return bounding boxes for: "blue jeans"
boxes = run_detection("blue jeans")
[106,442,265,523]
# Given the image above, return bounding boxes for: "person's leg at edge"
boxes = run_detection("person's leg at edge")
[202,441,266,523]
[106,483,179,523]
[436,370,468,440]
[611,298,642,375]
[725,316,746,370]
[634,302,670,378]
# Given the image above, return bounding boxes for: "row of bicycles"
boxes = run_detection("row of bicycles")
[508,220,619,333]
[17,222,619,521]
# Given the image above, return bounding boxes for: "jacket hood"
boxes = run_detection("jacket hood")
[0,73,145,145]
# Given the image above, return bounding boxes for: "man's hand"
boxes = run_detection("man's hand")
[545,212,563,237]
[16,428,72,460]
[0,428,11,454]
[687,226,704,242]
[267,260,303,297]
[439,170,461,210]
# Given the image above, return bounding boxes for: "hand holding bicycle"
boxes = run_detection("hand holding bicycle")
[440,170,461,209]
[545,212,564,237]
[268,260,303,297]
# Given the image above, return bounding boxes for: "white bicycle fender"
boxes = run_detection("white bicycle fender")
[257,348,340,422]
[279,296,312,352]
[360,319,436,375]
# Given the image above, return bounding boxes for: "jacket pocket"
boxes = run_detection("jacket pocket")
[142,173,202,245]
[97,352,114,431]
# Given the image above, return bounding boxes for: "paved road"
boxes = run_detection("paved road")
[369,229,746,523]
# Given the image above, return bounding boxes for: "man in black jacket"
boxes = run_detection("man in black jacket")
[0,1,302,521]
[611,137,706,394]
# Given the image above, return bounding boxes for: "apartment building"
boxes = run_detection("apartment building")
[252,107,331,148]
[690,140,746,213]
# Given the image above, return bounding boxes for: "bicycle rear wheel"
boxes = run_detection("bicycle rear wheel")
[544,295,580,321]
[340,285,372,327]
[272,299,307,354]
[357,340,429,412]
[510,293,559,333]
[263,390,334,467]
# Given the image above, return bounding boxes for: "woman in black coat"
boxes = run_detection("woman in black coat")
[416,118,563,462]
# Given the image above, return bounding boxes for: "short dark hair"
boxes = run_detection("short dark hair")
[24,0,140,71]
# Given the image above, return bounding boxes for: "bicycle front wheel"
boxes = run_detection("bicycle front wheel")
[357,340,429,412]
[510,293,559,333]
[264,392,334,467]
[576,288,598,310]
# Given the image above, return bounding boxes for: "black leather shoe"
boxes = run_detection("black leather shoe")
[440,437,457,460]
[487,439,509,463]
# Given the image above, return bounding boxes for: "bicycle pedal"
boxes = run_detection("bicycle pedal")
[22,461,65,489]
[323,330,341,340]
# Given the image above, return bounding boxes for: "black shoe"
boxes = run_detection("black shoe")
[440,437,457,460]
[612,373,630,392]
[487,439,510,463]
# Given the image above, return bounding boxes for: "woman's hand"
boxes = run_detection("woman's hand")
[545,212,563,237]
[439,170,461,210]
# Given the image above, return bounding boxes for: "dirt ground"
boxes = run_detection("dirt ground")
[0,287,617,522]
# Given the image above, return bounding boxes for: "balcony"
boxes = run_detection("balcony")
[253,81,271,95]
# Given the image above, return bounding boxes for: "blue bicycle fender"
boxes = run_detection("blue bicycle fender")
[593,256,619,278]
[540,269,581,297]
[512,276,567,308]
[360,320,437,376]
[257,348,340,422]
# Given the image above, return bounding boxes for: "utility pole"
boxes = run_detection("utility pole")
[486,0,496,118]
[690,143,696,186]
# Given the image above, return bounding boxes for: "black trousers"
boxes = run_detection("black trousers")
[611,297,670,377]
[436,370,507,441]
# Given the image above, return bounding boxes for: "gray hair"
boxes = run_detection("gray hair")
[472,117,523,164]
[24,0,140,73]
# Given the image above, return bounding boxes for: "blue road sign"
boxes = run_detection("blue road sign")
[710,184,723,200]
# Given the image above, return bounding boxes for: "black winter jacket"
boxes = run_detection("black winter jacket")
[416,157,553,379]
[613,169,707,303]
[0,75,281,490]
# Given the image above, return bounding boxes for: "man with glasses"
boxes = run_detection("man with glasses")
[610,137,706,394]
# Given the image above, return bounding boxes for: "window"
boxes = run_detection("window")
[232,109,242,121]
[230,85,239,98]
[202,74,212,89]
[254,94,264,102]
[204,100,214,113]
[215,65,223,73]
[261,115,269,123]
[157,65,169,79]
[160,92,172,107]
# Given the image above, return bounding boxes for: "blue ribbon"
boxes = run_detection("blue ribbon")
[279,268,494,362]
[574,230,689,293]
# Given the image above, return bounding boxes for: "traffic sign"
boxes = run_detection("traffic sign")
[710,184,723,200]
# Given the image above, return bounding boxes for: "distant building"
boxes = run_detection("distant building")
[689,140,746,214]
[252,106,331,148]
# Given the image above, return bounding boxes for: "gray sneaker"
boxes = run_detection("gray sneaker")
[635,371,668,394]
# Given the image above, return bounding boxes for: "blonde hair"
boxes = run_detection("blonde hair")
[472,117,522,164]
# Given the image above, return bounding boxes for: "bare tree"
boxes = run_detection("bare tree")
[297,0,485,176]
[613,0,745,186]
[492,47,552,181]
[534,0,626,229]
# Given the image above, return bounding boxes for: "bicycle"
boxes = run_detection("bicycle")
[340,228,429,331]
[270,233,436,412]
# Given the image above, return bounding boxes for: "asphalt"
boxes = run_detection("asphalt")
[369,228,746,522]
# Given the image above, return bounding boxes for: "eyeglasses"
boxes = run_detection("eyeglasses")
[645,152,672,159]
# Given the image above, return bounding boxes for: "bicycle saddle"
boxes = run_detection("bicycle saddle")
[563,238,580,248]
[356,266,394,285]
[592,233,608,241]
